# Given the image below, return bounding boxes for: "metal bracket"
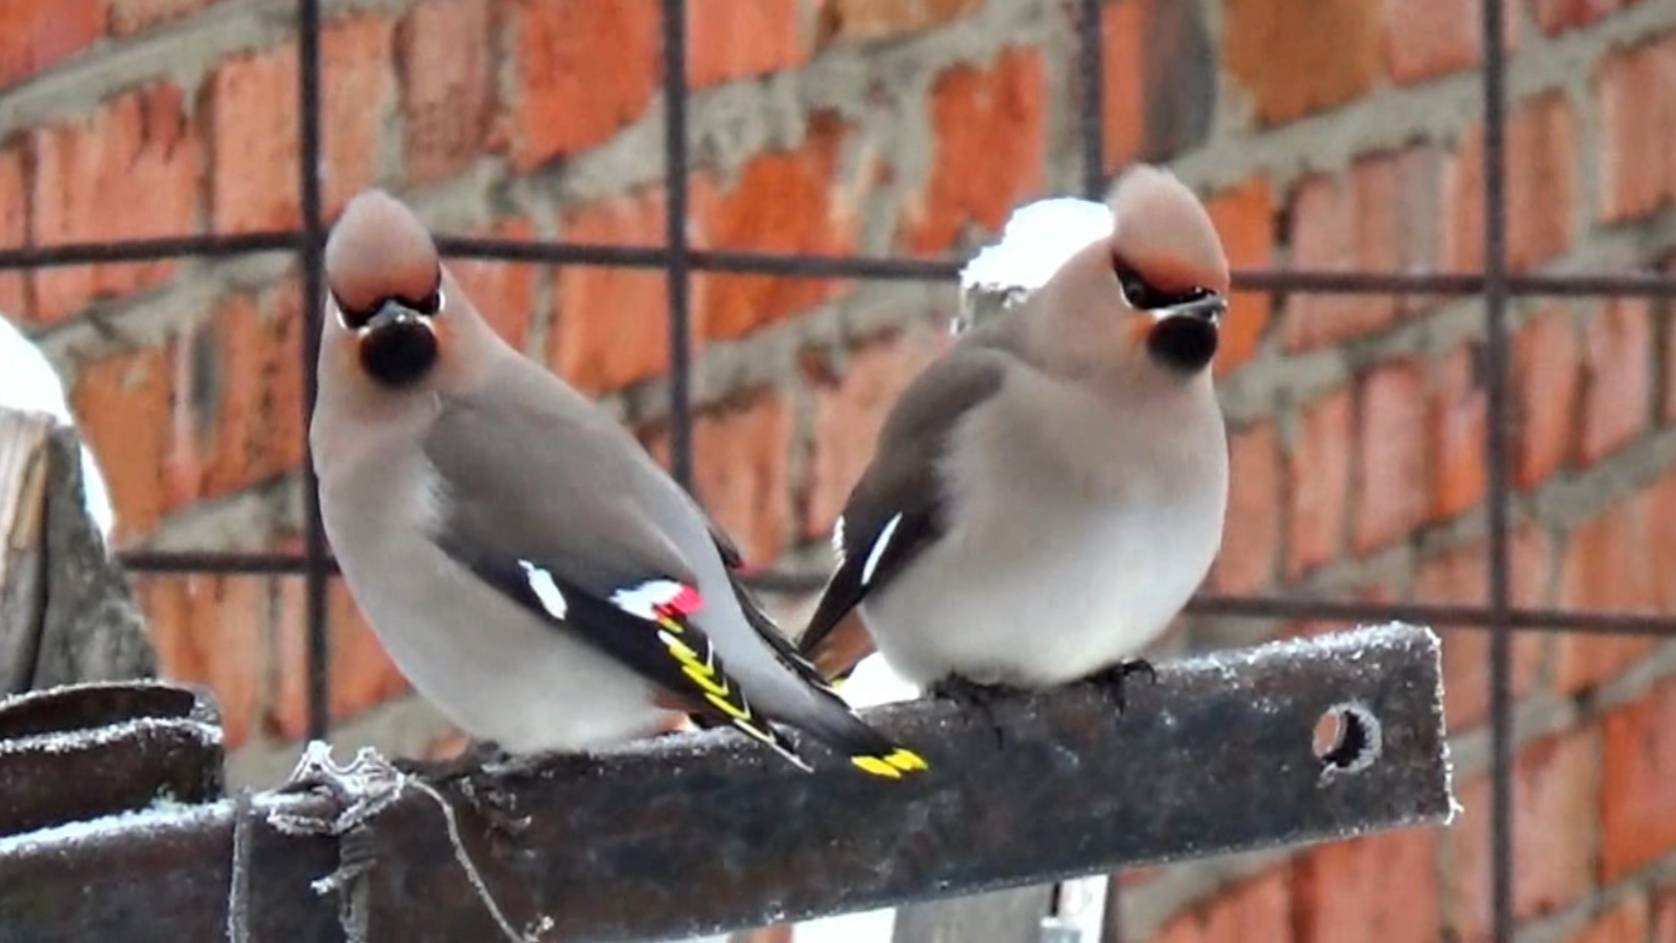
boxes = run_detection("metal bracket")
[0,623,1453,941]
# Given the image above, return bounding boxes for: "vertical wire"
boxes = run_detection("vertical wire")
[1080,3,1120,941]
[297,0,331,742]
[1479,0,1515,937]
[1077,0,1106,201]
[661,0,694,490]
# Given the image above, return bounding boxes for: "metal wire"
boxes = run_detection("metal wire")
[296,0,331,744]
[1480,0,1516,936]
[661,0,695,491]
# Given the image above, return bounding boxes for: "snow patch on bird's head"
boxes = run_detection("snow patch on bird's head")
[958,198,1114,330]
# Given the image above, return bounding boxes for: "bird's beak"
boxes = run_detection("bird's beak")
[1153,291,1227,324]
[359,298,434,337]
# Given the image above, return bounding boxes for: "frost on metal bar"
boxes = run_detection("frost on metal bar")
[0,623,1452,942]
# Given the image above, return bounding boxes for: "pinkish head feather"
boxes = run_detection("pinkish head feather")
[1109,166,1229,296]
[324,189,441,315]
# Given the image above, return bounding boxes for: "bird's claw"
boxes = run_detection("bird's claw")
[929,675,1020,748]
[458,774,532,843]
[1083,658,1157,715]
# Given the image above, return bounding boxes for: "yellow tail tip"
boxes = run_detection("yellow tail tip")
[851,755,903,779]
[884,748,929,772]
[851,749,929,778]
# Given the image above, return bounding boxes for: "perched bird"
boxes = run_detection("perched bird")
[310,190,925,779]
[798,165,1230,699]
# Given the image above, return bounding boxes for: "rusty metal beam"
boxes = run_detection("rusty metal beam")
[0,624,1453,942]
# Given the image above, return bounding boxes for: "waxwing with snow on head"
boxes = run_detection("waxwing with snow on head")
[797,165,1231,704]
[309,189,926,779]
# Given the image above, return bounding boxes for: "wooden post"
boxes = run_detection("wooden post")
[0,407,154,694]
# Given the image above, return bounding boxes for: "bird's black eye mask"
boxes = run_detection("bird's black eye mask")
[333,272,444,331]
[1111,254,1217,314]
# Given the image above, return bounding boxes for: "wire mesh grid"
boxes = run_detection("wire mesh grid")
[3,0,1673,939]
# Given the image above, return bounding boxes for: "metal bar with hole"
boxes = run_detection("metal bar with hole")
[0,623,1453,942]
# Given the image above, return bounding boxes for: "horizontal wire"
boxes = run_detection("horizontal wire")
[4,232,1675,299]
[116,550,1676,637]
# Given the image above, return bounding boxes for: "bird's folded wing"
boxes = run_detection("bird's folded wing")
[422,386,810,768]
[799,347,1010,678]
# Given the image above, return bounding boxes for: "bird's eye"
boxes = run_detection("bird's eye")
[411,287,442,315]
[333,295,376,330]
[1112,255,1157,309]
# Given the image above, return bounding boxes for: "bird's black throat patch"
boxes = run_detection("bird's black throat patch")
[1146,315,1218,373]
[359,318,438,387]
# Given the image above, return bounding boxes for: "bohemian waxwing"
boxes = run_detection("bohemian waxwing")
[799,166,1230,700]
[311,190,926,779]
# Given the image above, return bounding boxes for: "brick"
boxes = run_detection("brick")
[449,218,539,352]
[1647,469,1676,612]
[647,392,793,565]
[1670,258,1676,424]
[0,145,26,317]
[30,83,201,323]
[1596,34,1676,223]
[398,0,493,186]
[1554,496,1661,694]
[509,0,657,171]
[1212,421,1282,593]
[1382,0,1477,83]
[1287,388,1353,577]
[1222,0,1380,125]
[1293,829,1439,943]
[163,285,305,510]
[1447,729,1601,939]
[1447,93,1578,273]
[1204,177,1273,375]
[1153,869,1291,943]
[71,345,172,544]
[1656,888,1676,942]
[0,0,104,89]
[1534,0,1646,35]
[1382,0,1516,85]
[207,17,395,233]
[1580,298,1652,464]
[1513,306,1581,488]
[138,575,265,749]
[902,48,1046,253]
[1413,529,1549,730]
[1099,0,1215,171]
[813,0,980,46]
[1355,360,1428,554]
[688,0,805,88]
[694,115,859,340]
[1601,677,1676,880]
[1284,147,1445,351]
[1430,345,1486,521]
[1566,895,1650,943]
[805,330,945,540]
[551,188,672,393]
[110,0,216,36]
[271,573,409,739]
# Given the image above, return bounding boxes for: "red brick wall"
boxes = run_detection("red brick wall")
[4,0,1676,939]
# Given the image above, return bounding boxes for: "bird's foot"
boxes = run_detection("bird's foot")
[392,738,510,782]
[1082,658,1157,715]
[929,675,1023,747]
[457,773,532,844]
